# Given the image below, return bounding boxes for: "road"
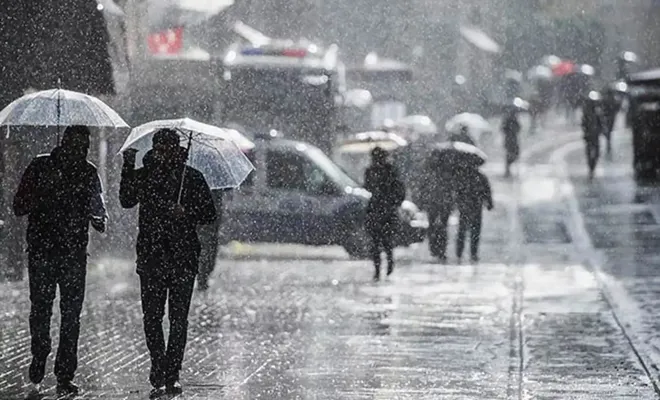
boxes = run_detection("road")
[0,116,659,399]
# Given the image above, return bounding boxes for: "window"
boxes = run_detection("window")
[266,151,307,191]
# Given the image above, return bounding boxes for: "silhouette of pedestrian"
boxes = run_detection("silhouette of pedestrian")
[454,167,493,262]
[13,125,107,397]
[501,111,520,177]
[120,129,216,398]
[364,147,405,281]
[419,149,455,262]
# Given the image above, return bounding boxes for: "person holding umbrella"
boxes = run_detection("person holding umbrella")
[419,148,456,262]
[120,129,217,397]
[13,125,107,397]
[501,109,521,178]
[454,165,494,262]
[429,141,490,262]
[118,119,253,397]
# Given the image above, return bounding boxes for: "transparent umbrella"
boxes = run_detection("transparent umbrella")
[119,118,255,193]
[0,86,129,133]
[445,112,492,134]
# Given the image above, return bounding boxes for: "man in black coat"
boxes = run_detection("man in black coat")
[419,149,455,262]
[13,125,107,397]
[454,167,493,262]
[120,129,216,397]
[364,147,405,281]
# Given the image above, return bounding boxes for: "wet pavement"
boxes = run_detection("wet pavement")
[561,126,660,391]
[0,116,658,399]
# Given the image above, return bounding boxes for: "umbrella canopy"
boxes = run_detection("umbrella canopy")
[0,88,129,129]
[119,118,255,189]
[337,131,408,154]
[527,65,553,81]
[459,25,501,53]
[444,113,492,134]
[431,141,487,168]
[395,115,438,135]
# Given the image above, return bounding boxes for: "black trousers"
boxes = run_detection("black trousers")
[139,265,196,387]
[197,223,219,286]
[28,250,87,383]
[428,207,452,258]
[456,209,482,259]
[366,213,395,272]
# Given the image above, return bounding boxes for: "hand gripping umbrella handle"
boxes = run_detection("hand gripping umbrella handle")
[176,132,193,204]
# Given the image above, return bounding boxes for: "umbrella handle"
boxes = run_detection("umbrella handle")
[176,132,193,204]
[56,78,61,144]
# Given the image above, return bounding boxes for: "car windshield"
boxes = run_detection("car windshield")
[306,146,359,188]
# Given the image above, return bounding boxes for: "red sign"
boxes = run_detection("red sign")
[147,27,184,55]
[552,61,576,77]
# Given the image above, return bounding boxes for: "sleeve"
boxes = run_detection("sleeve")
[119,164,141,209]
[90,172,108,220]
[13,159,40,217]
[481,174,494,209]
[187,171,217,225]
[363,168,375,193]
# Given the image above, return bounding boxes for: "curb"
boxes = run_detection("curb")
[553,139,660,395]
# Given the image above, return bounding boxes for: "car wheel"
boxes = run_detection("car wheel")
[342,223,371,259]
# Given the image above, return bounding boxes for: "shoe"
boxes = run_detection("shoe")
[197,279,209,292]
[28,358,46,384]
[471,255,480,263]
[386,266,394,276]
[26,383,42,400]
[149,386,166,399]
[438,255,447,264]
[56,381,79,397]
[165,381,183,395]
[373,272,380,282]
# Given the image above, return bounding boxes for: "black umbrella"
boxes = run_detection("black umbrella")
[431,141,487,168]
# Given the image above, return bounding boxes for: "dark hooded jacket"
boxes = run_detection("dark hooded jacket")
[119,148,216,274]
[455,167,493,215]
[364,161,404,217]
[582,102,604,143]
[13,146,104,255]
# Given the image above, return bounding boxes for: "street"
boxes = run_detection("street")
[1,117,660,399]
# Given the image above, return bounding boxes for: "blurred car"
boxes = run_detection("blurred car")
[215,131,427,258]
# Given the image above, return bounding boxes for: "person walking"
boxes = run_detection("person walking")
[13,125,107,397]
[419,149,455,262]
[363,147,405,281]
[501,110,521,178]
[582,92,605,180]
[454,167,494,262]
[120,129,216,398]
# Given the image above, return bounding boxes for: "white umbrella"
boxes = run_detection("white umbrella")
[396,115,438,135]
[459,25,501,53]
[119,118,255,192]
[0,87,129,132]
[444,113,492,134]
